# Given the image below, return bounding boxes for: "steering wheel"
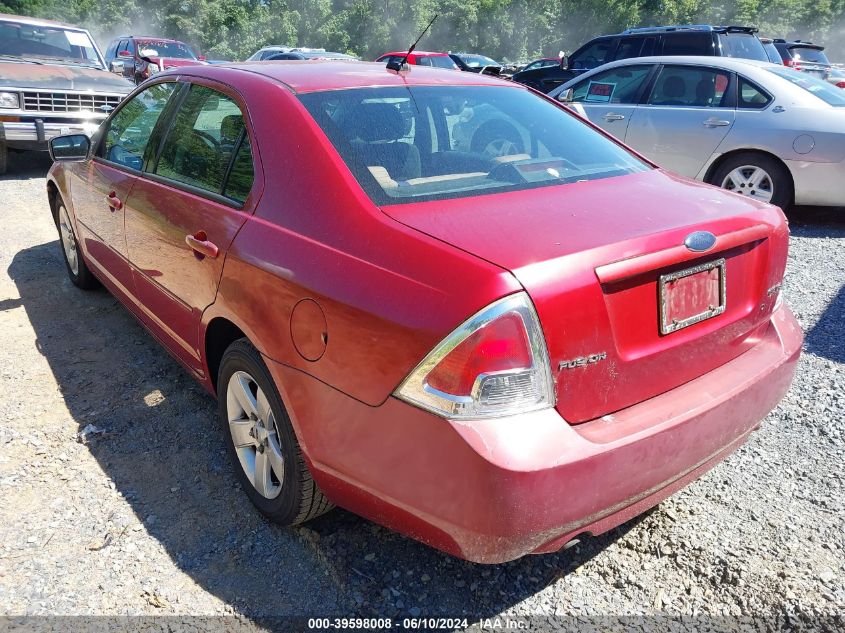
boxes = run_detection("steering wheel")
[470,120,525,159]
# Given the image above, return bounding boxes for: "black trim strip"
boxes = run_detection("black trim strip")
[219,127,246,196]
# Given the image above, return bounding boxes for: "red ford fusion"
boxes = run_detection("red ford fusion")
[45,61,802,563]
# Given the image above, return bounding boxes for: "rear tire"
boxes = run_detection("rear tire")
[710,152,793,210]
[55,196,98,289]
[218,338,333,525]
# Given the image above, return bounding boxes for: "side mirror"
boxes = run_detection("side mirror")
[556,88,574,103]
[197,55,206,62]
[110,60,124,74]
[49,134,91,162]
[118,50,132,58]
[559,55,568,70]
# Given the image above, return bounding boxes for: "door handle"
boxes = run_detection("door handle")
[602,113,626,122]
[106,191,122,210]
[703,118,731,128]
[185,231,218,259]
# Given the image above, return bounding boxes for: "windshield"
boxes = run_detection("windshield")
[460,55,500,68]
[768,66,845,107]
[0,20,102,67]
[299,86,650,205]
[720,33,769,62]
[137,40,196,60]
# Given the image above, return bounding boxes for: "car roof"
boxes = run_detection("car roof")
[171,60,514,93]
[380,51,451,57]
[576,55,778,73]
[0,12,87,31]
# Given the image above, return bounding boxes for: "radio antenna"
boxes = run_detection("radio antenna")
[387,14,438,72]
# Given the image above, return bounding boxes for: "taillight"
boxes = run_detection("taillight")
[395,292,554,419]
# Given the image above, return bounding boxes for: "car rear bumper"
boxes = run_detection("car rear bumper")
[1,119,102,150]
[267,304,802,563]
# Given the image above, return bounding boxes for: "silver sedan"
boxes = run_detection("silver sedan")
[550,56,845,208]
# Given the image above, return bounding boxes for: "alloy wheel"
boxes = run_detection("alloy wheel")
[721,165,774,203]
[226,370,285,499]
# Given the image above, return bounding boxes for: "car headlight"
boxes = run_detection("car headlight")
[0,92,20,109]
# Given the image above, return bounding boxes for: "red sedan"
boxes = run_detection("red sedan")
[376,50,458,69]
[45,61,802,563]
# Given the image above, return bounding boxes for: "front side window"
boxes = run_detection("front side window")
[299,85,649,205]
[570,65,652,104]
[570,40,612,71]
[648,66,730,107]
[154,85,252,197]
[102,82,177,170]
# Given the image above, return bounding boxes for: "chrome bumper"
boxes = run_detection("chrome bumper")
[1,119,103,146]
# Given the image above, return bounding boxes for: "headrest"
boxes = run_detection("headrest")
[663,75,686,98]
[220,114,244,143]
[695,79,715,104]
[349,103,406,142]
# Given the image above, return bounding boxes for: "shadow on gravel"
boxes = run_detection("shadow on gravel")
[805,284,845,364]
[9,239,641,619]
[1,150,52,181]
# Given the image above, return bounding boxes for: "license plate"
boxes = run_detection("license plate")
[659,259,726,335]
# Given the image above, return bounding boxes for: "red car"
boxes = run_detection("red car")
[376,50,458,69]
[104,36,207,84]
[46,61,802,563]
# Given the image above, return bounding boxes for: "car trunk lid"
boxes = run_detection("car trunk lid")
[381,170,790,423]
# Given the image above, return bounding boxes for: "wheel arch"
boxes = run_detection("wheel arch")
[703,148,795,192]
[46,179,60,226]
[203,316,249,396]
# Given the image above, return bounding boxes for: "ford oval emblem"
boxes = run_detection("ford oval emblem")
[684,231,717,252]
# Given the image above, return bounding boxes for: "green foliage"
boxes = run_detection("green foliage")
[2,0,843,61]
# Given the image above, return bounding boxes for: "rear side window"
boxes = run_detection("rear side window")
[570,65,652,104]
[613,38,643,61]
[102,82,177,170]
[719,33,768,62]
[648,66,730,107]
[429,55,458,69]
[154,85,248,195]
[738,78,772,109]
[661,33,713,56]
[223,136,255,203]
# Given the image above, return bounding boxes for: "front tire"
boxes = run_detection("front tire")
[55,197,98,289]
[710,152,793,210]
[218,338,333,525]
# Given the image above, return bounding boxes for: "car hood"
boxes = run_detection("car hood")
[0,61,133,92]
[148,57,205,70]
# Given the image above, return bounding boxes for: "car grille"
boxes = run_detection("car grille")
[21,91,123,114]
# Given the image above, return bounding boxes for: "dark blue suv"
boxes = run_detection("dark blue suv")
[512,25,768,93]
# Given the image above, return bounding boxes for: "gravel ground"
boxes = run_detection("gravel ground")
[0,152,842,628]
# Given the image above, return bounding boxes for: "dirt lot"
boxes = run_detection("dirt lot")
[0,152,842,627]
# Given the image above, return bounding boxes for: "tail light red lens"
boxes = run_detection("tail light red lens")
[395,293,555,419]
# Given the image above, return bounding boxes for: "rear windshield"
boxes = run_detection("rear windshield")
[459,55,499,68]
[768,66,845,106]
[789,47,830,65]
[299,86,649,205]
[719,33,769,62]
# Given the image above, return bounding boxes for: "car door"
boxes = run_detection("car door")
[123,80,258,371]
[564,64,655,139]
[625,64,736,178]
[71,81,179,295]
